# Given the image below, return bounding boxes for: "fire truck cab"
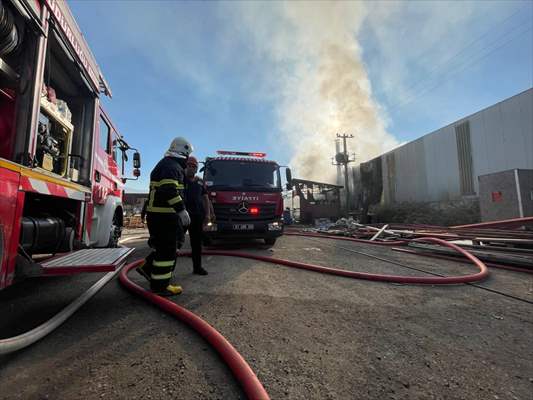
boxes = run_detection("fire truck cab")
[0,0,139,290]
[202,151,292,246]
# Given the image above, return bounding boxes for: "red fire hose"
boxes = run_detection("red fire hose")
[193,237,488,285]
[119,260,270,400]
[119,236,490,399]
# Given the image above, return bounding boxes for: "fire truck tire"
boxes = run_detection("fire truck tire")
[264,238,276,246]
[202,237,212,246]
[107,212,122,248]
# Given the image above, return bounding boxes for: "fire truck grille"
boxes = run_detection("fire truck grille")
[214,203,277,221]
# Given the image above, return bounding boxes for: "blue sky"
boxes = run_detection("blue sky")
[69,0,532,191]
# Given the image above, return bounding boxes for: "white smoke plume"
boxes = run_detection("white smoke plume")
[230,2,399,183]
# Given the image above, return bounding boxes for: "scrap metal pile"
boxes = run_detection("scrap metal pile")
[290,217,533,272]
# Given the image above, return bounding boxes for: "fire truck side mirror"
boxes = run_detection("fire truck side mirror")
[285,168,292,189]
[133,168,141,177]
[133,152,141,169]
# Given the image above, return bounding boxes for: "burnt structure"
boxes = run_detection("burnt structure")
[291,179,343,224]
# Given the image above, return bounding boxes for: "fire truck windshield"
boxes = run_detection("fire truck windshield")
[204,160,281,191]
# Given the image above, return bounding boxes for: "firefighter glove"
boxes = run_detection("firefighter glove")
[178,209,191,227]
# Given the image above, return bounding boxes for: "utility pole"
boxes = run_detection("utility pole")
[332,133,355,215]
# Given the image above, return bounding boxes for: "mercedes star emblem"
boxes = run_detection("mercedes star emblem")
[238,201,249,214]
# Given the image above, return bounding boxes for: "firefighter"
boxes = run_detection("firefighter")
[183,156,211,275]
[136,137,192,296]
[283,207,293,225]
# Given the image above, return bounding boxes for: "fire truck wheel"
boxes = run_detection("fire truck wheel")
[108,213,122,248]
[202,237,212,246]
[264,238,276,246]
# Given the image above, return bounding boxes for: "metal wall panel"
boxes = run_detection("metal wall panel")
[500,94,532,170]
[423,125,461,202]
[517,169,533,217]
[478,169,520,221]
[478,103,507,173]
[352,89,532,205]
[414,139,429,200]
[522,91,533,168]
[467,112,486,194]
[394,147,410,201]
[479,169,533,220]
[455,121,475,195]
[470,89,532,195]
[384,152,396,203]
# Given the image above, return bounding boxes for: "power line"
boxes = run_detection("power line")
[390,23,532,112]
[397,7,528,97]
[380,6,532,112]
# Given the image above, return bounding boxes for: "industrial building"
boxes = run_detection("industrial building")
[347,88,533,221]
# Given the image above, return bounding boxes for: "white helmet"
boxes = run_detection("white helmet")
[165,137,193,159]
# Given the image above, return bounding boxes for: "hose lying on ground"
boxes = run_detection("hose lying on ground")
[392,247,533,275]
[119,260,270,400]
[0,267,123,355]
[120,236,489,399]
[192,237,489,284]
[2,234,490,399]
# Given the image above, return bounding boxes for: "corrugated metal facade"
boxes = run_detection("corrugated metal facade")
[350,88,533,205]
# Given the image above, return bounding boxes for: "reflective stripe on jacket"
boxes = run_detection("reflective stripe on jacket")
[146,156,186,214]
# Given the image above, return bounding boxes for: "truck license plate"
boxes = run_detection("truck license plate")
[233,224,254,230]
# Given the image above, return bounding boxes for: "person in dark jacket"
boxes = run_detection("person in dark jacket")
[183,156,211,275]
[136,137,192,296]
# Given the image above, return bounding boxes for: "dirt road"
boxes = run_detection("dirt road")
[1,231,532,399]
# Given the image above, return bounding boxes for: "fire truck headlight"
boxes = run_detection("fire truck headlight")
[268,221,282,231]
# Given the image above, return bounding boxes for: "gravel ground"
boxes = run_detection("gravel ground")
[1,231,532,400]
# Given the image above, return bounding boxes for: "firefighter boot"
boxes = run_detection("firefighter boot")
[151,284,183,297]
[193,266,208,275]
[136,259,152,281]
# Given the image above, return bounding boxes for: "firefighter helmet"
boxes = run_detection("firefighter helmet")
[165,137,194,159]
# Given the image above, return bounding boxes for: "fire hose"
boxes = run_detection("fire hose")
[118,236,490,399]
[119,260,270,400]
[2,235,493,399]
[0,268,122,355]
[185,237,488,284]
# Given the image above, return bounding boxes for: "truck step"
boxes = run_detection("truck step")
[41,248,134,275]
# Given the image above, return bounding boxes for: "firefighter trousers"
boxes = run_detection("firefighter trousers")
[145,212,181,291]
[184,215,203,271]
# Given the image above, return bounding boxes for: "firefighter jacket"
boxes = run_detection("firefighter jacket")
[146,156,186,214]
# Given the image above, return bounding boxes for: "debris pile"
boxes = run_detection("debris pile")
[307,217,401,241]
[288,217,533,271]
[124,215,145,229]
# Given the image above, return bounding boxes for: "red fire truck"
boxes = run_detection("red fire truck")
[202,151,292,246]
[0,0,140,290]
